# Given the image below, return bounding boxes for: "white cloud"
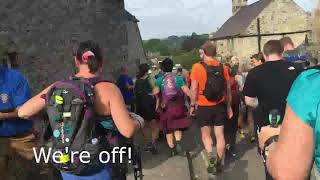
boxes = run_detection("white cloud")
[126,0,317,40]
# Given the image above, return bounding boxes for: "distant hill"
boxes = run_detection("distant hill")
[143,33,209,70]
[143,33,209,56]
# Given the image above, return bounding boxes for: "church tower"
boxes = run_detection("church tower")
[232,0,248,15]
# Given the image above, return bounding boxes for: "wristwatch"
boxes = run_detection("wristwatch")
[262,135,279,163]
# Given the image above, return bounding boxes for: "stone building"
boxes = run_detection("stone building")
[313,0,320,44]
[0,0,147,94]
[211,0,311,64]
[125,11,148,75]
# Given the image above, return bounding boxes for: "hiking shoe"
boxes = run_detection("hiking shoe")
[239,131,246,139]
[216,161,223,174]
[144,142,153,152]
[226,145,236,158]
[170,148,178,157]
[226,144,231,150]
[225,144,236,158]
[207,157,217,174]
[150,142,159,155]
[207,157,223,175]
[176,142,185,156]
[250,134,256,143]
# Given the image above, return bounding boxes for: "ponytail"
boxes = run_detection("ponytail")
[76,41,103,74]
[87,56,101,74]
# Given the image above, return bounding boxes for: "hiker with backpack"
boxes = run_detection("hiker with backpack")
[190,41,233,175]
[134,63,160,154]
[153,58,191,156]
[17,40,143,180]
[280,36,311,71]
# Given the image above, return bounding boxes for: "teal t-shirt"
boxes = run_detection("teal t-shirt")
[287,68,320,171]
[155,74,185,91]
[146,76,153,94]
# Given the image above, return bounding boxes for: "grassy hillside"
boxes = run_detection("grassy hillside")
[173,49,200,70]
[143,33,208,69]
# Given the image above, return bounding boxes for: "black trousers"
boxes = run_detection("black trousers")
[224,102,239,147]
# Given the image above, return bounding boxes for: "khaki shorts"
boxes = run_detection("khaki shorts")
[0,132,54,180]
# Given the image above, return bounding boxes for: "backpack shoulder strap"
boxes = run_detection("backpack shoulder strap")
[200,62,208,71]
[220,63,225,75]
[85,77,112,86]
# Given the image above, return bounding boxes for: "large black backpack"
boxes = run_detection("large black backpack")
[134,78,150,102]
[201,62,226,101]
[43,77,107,175]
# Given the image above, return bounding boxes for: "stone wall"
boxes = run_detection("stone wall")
[216,0,311,64]
[0,0,146,94]
[125,21,148,76]
[246,0,310,35]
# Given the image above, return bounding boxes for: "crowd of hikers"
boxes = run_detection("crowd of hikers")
[0,34,320,180]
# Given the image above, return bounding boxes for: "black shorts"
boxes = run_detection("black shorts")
[136,95,156,122]
[196,103,226,127]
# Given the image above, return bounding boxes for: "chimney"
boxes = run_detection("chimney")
[232,0,248,15]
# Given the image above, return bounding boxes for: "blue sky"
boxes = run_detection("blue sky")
[125,0,317,40]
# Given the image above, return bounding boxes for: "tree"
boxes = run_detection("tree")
[173,49,200,70]
[182,36,202,51]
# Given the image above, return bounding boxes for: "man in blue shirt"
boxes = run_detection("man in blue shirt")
[117,66,134,111]
[0,66,38,179]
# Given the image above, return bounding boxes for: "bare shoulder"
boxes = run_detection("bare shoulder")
[95,82,117,90]
[94,82,120,97]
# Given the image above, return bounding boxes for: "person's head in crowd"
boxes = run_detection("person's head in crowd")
[177,67,183,76]
[75,40,103,75]
[280,36,295,52]
[240,63,251,74]
[161,58,174,73]
[199,49,205,60]
[158,62,163,72]
[251,52,265,67]
[231,56,239,65]
[200,41,217,60]
[120,66,128,75]
[225,63,236,77]
[263,40,284,61]
[137,63,150,79]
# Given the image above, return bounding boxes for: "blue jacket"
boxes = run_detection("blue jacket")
[0,67,33,136]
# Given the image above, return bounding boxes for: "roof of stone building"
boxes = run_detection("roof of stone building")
[212,0,272,40]
[125,10,139,23]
